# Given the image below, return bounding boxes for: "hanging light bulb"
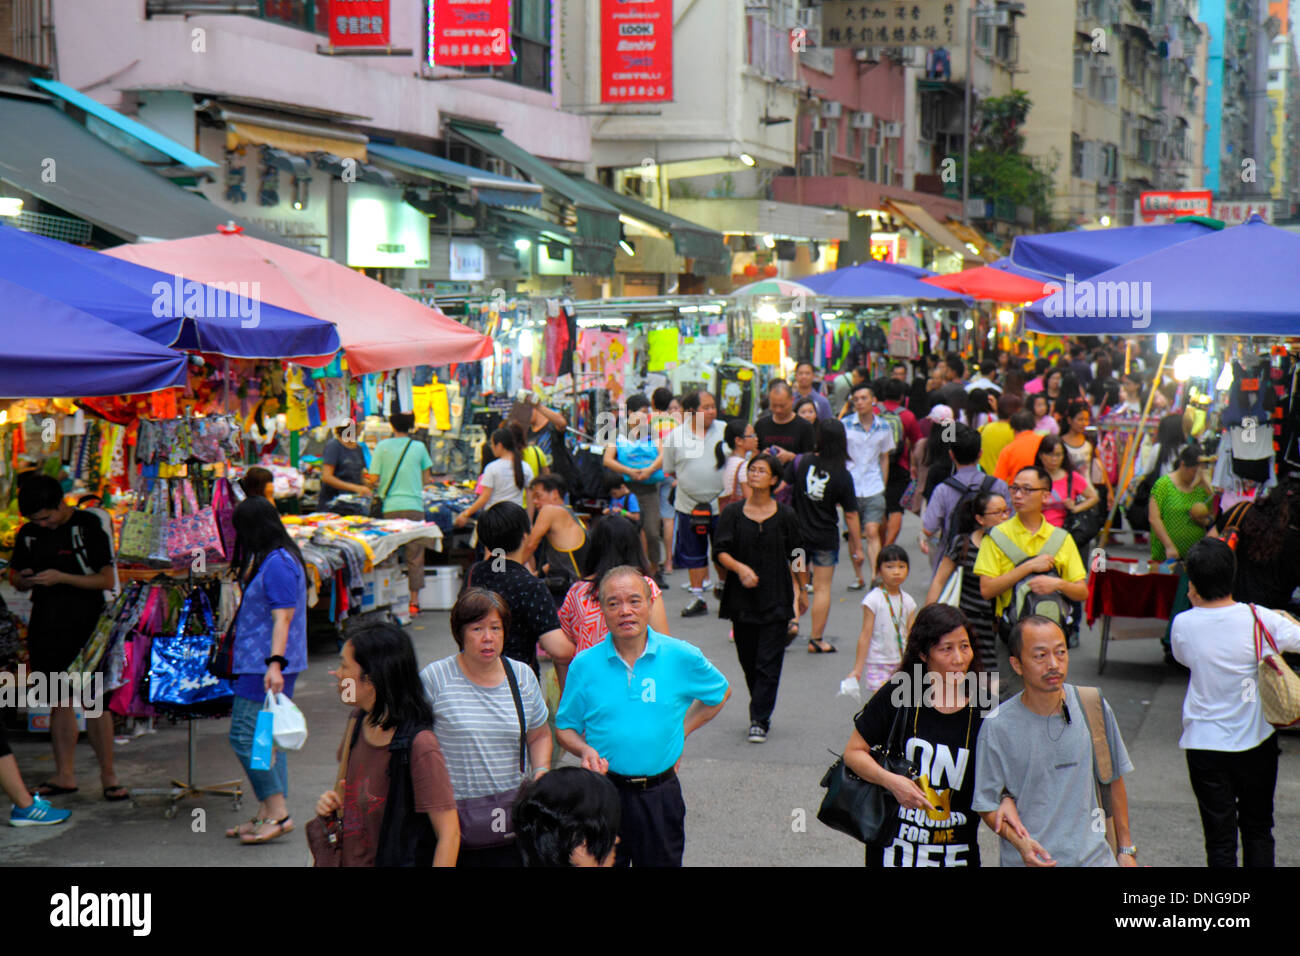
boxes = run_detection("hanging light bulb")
[1155,333,1170,354]
[518,329,534,357]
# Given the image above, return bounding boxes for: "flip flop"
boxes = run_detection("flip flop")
[227,817,267,839]
[103,785,130,802]
[807,640,838,654]
[34,782,78,797]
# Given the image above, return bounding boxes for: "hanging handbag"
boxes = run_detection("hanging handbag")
[118,485,162,563]
[145,480,172,566]
[1250,604,1300,727]
[937,563,964,607]
[454,659,528,849]
[206,583,242,681]
[171,478,225,567]
[816,704,919,844]
[307,713,359,867]
[372,438,415,518]
[213,476,237,559]
[148,589,232,706]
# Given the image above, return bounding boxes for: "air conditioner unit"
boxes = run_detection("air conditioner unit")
[822,101,843,119]
[858,47,880,62]
[851,111,874,129]
[799,151,821,177]
[881,121,902,138]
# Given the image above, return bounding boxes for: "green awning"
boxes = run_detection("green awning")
[448,122,620,257]
[488,207,572,244]
[581,179,732,275]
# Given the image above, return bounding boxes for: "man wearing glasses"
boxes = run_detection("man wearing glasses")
[973,465,1088,699]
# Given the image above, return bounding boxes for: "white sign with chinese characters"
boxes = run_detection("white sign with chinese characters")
[449,241,486,281]
[1211,201,1275,225]
[821,1,958,49]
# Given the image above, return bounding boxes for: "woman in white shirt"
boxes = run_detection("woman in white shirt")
[454,427,534,527]
[1171,538,1300,867]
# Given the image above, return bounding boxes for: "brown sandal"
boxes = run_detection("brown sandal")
[239,815,294,845]
[226,817,267,839]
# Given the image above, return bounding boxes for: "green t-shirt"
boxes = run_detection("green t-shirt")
[1149,475,1211,561]
[372,436,433,514]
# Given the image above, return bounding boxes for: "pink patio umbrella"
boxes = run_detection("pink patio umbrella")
[102,227,492,373]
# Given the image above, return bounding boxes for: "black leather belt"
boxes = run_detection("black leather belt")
[606,768,676,791]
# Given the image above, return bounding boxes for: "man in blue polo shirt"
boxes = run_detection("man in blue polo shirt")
[555,565,730,867]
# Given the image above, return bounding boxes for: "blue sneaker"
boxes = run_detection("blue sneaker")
[10,796,71,827]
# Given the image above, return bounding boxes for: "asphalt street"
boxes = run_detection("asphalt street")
[3,510,1297,866]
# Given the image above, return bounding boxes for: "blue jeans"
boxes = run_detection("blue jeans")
[228,693,289,803]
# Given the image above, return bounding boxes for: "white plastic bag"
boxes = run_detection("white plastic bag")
[838,676,861,702]
[265,690,309,750]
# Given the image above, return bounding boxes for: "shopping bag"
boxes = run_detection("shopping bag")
[146,481,172,566]
[147,591,232,706]
[250,706,275,770]
[118,489,161,563]
[266,690,309,750]
[175,479,225,567]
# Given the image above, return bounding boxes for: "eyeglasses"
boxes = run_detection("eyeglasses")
[982,507,1012,517]
[1008,484,1049,496]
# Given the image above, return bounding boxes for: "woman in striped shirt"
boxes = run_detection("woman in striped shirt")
[419,588,551,867]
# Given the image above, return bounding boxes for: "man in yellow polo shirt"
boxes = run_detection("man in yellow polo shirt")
[974,464,1088,700]
[978,393,1022,475]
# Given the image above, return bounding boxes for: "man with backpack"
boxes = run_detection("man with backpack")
[974,465,1088,699]
[842,381,895,589]
[920,423,1008,576]
[876,379,921,548]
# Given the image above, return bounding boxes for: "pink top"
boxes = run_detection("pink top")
[558,575,663,653]
[1044,472,1089,527]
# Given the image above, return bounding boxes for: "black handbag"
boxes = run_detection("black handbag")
[1124,469,1159,532]
[455,657,528,849]
[817,704,918,844]
[371,438,415,518]
[1065,501,1105,550]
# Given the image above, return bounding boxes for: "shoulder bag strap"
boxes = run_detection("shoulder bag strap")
[334,714,361,797]
[381,439,415,500]
[501,658,528,774]
[1041,526,1070,560]
[1250,604,1281,659]
[989,525,1028,567]
[1075,685,1118,855]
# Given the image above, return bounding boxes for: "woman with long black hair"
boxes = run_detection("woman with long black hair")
[224,496,308,845]
[315,621,460,866]
[839,603,1021,867]
[1211,476,1300,612]
[454,426,534,527]
[785,417,862,653]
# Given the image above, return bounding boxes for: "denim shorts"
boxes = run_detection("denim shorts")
[673,510,716,569]
[857,493,887,527]
[659,480,674,515]
[809,548,839,567]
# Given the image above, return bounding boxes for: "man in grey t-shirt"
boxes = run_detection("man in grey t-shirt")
[972,616,1139,867]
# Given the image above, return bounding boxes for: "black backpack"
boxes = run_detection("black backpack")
[939,474,996,553]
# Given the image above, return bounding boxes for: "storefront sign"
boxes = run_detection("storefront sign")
[346,184,431,269]
[821,1,958,49]
[449,241,486,280]
[1211,200,1275,225]
[329,0,390,47]
[1136,189,1211,223]
[601,0,673,104]
[428,0,514,67]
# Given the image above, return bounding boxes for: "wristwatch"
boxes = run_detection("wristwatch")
[1118,845,1138,857]
[265,655,289,669]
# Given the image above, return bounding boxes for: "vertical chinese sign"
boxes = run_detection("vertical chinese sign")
[601,0,673,104]
[429,0,515,67]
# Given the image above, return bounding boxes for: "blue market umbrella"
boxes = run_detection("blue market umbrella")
[1,279,188,397]
[0,223,341,363]
[1025,216,1300,335]
[802,260,971,302]
[1008,221,1216,282]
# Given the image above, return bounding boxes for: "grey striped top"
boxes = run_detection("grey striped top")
[419,655,549,799]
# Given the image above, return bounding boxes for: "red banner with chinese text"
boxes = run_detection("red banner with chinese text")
[327,0,390,47]
[601,0,673,104]
[430,0,514,67]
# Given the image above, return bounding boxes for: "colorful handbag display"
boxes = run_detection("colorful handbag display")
[166,478,225,568]
[148,589,232,707]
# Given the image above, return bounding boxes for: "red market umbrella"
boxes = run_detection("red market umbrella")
[102,230,492,373]
[922,265,1052,302]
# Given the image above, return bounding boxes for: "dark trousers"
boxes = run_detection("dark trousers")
[734,619,788,730]
[456,841,524,867]
[614,775,686,867]
[1186,734,1279,867]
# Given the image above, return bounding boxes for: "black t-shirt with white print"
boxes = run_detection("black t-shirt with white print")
[782,454,857,552]
[853,680,987,867]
